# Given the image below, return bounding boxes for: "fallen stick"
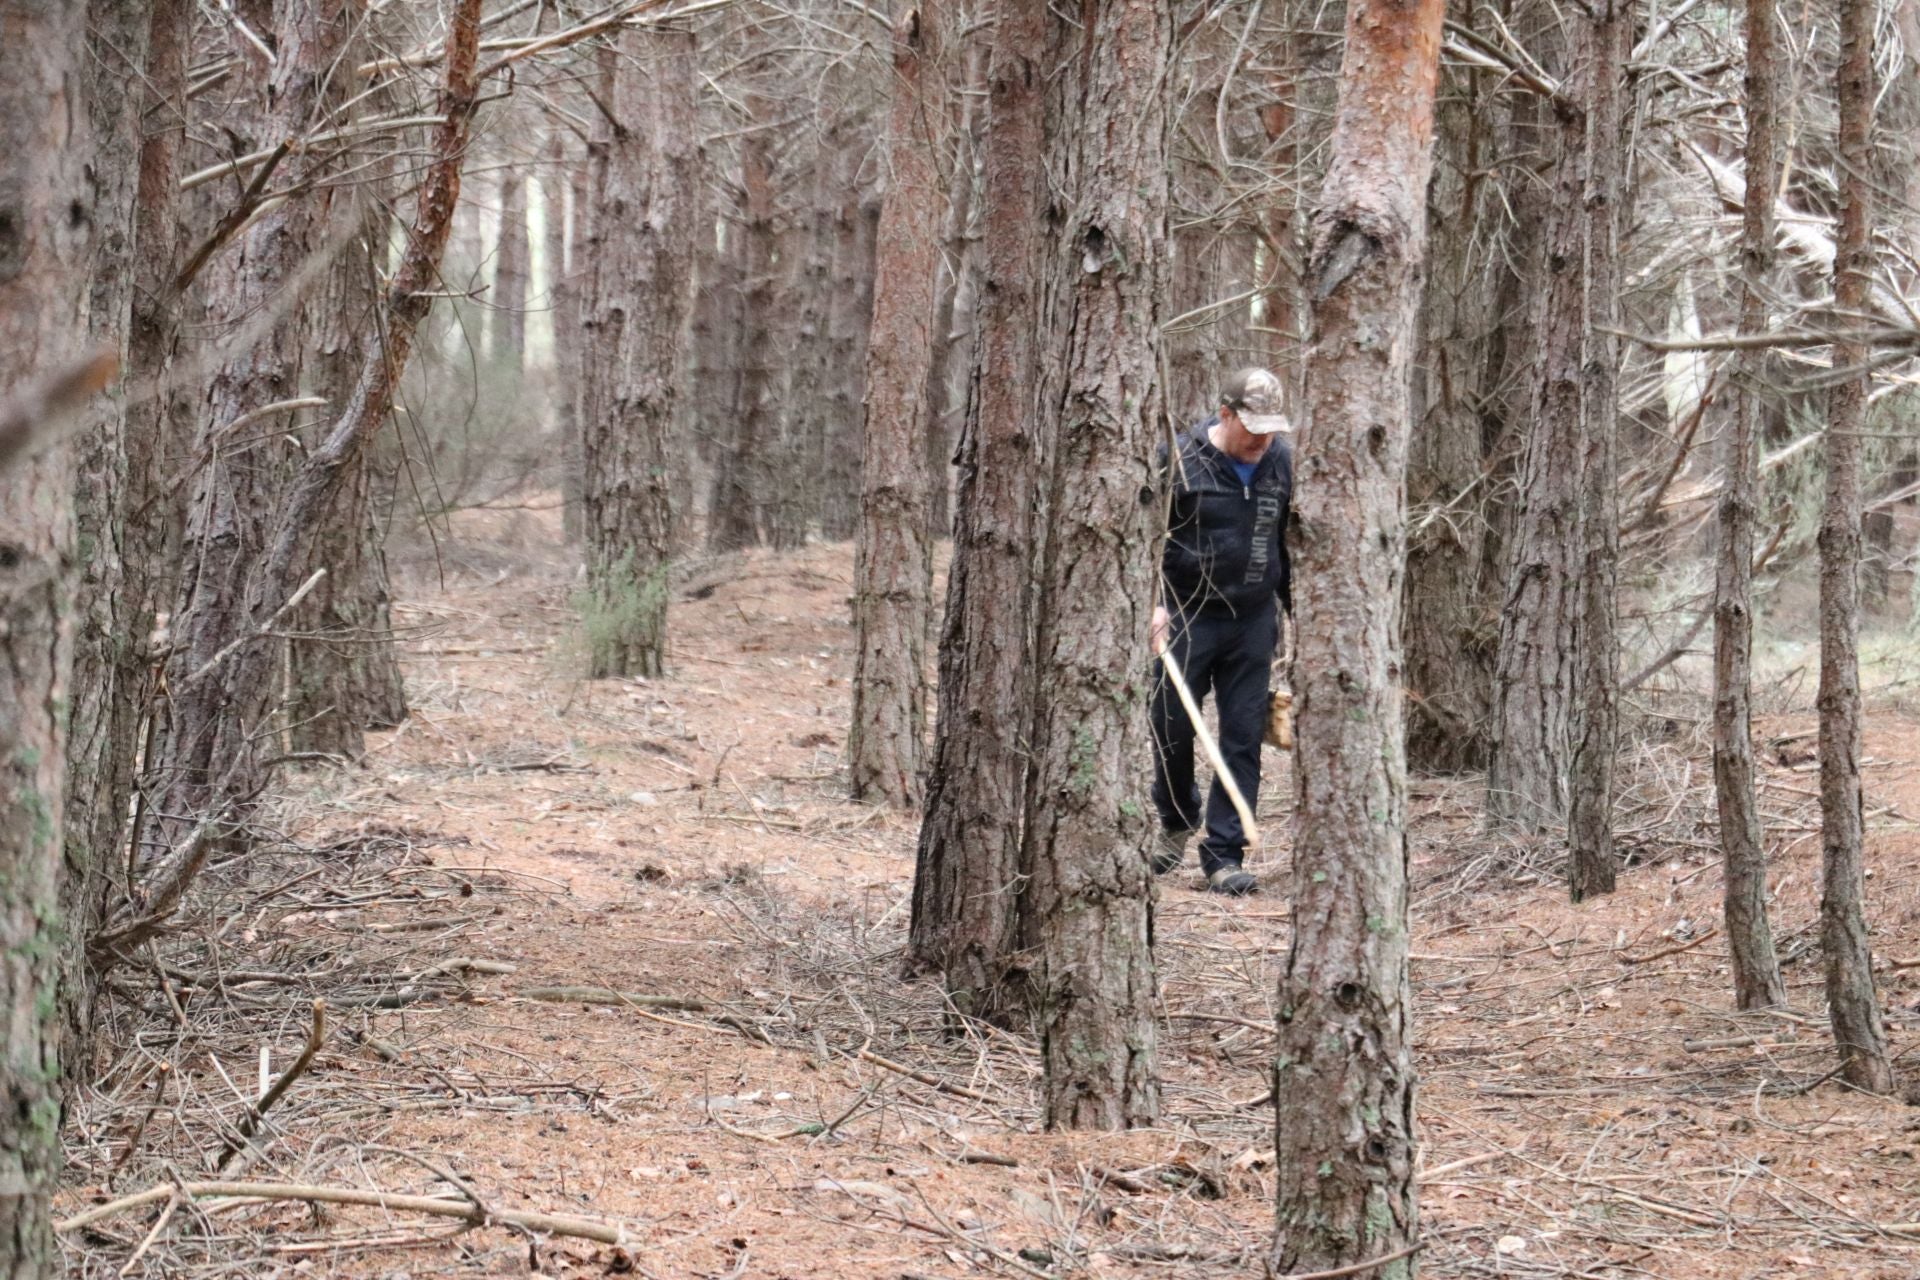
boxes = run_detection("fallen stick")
[407,957,517,984]
[1416,1148,1513,1181]
[1680,1032,1809,1053]
[1272,1241,1425,1280]
[214,999,327,1171]
[56,1180,628,1244]
[1159,649,1259,848]
[1616,926,1717,965]
[518,986,705,1011]
[855,1049,1006,1106]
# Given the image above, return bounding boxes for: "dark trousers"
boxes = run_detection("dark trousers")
[1149,606,1277,875]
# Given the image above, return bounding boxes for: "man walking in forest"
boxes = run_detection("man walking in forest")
[1148,367,1293,895]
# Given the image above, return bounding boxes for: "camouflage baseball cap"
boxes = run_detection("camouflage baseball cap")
[1220,367,1292,435]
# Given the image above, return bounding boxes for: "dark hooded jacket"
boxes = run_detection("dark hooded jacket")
[1157,419,1292,620]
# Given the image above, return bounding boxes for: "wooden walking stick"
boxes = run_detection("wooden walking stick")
[1158,649,1260,851]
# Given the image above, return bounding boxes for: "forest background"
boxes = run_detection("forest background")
[3,0,1920,1275]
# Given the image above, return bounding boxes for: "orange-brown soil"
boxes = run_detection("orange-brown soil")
[59,508,1920,1279]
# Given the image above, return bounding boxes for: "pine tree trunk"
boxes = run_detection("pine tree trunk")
[1488,41,1585,833]
[0,0,91,1262]
[138,0,483,890]
[60,0,159,1076]
[288,165,409,758]
[1715,0,1788,1010]
[763,192,810,552]
[819,185,880,543]
[848,8,944,808]
[1258,22,1306,396]
[1020,0,1169,1132]
[554,142,584,537]
[494,165,530,371]
[1404,66,1509,774]
[702,220,759,552]
[702,117,772,555]
[580,26,699,678]
[1567,0,1626,901]
[557,143,587,544]
[152,0,356,844]
[1270,0,1442,1263]
[1818,0,1895,1095]
[923,38,983,538]
[118,0,195,894]
[909,0,1047,1019]
[782,118,841,547]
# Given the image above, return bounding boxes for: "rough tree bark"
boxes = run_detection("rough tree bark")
[735,95,798,550]
[924,36,983,537]
[1567,0,1626,901]
[705,124,769,554]
[848,7,944,808]
[908,0,1047,1018]
[288,199,409,757]
[61,0,157,1075]
[151,0,356,844]
[818,181,881,542]
[782,113,841,546]
[1818,0,1896,1095]
[1270,0,1443,1264]
[122,0,484,926]
[1018,0,1170,1132]
[580,26,699,678]
[1404,61,1510,774]
[1715,0,1788,1009]
[0,0,91,1265]
[115,0,195,885]
[1488,30,1586,833]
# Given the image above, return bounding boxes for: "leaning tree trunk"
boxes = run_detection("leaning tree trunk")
[908,0,1048,1019]
[1270,0,1443,1264]
[848,7,945,808]
[1488,37,1586,834]
[150,0,356,847]
[1818,0,1896,1095]
[99,0,485,957]
[1715,0,1788,1010]
[580,26,699,678]
[1019,0,1170,1132]
[0,0,91,1265]
[1567,0,1627,901]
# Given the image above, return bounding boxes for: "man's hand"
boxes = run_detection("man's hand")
[1150,605,1170,656]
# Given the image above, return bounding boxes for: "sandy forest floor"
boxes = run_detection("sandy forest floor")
[56,504,1920,1280]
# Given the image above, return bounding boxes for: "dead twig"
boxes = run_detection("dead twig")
[56,1180,630,1244]
[1270,1241,1425,1279]
[214,998,329,1171]
[517,985,706,1011]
